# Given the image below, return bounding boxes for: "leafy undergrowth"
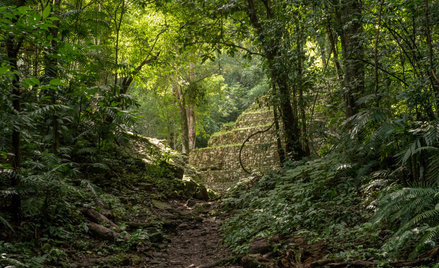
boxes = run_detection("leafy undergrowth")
[220,153,438,266]
[0,136,217,267]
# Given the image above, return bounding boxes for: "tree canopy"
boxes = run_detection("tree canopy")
[3,0,439,266]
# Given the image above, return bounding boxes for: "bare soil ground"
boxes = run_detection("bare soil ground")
[155,200,237,268]
[65,197,240,268]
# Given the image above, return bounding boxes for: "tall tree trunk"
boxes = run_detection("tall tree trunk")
[166,112,171,146]
[325,16,343,80]
[46,0,62,154]
[246,0,303,159]
[6,0,26,219]
[173,119,178,151]
[172,85,189,154]
[187,62,196,150]
[297,25,310,156]
[114,0,125,86]
[273,101,285,165]
[339,0,364,118]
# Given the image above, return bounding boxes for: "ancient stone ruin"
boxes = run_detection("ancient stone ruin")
[189,101,282,190]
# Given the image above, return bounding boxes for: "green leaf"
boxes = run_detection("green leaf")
[33,13,41,23]
[43,5,51,19]
[17,6,31,14]
[111,101,119,107]
[0,66,9,75]
[88,88,98,95]
[20,81,31,88]
[50,79,64,86]
[65,43,73,52]
[30,78,40,85]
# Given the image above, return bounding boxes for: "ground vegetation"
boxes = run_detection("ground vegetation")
[3,0,439,267]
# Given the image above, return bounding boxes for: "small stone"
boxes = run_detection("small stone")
[186,199,197,207]
[153,252,166,258]
[178,223,189,230]
[199,231,207,236]
[161,213,178,220]
[151,258,160,264]
[152,200,172,210]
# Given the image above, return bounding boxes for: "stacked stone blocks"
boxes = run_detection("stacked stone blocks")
[189,101,282,187]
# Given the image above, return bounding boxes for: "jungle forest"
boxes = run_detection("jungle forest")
[2,0,439,267]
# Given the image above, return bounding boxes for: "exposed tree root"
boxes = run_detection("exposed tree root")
[87,222,130,241]
[82,208,130,241]
[82,208,122,232]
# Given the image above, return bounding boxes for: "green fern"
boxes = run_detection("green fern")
[373,186,439,256]
[0,213,13,232]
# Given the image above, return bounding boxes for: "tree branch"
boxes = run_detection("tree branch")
[350,57,409,86]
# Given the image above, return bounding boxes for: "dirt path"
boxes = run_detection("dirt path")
[147,199,238,268]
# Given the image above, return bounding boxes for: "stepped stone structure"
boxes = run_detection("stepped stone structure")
[189,101,282,190]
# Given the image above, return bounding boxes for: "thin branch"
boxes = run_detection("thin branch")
[382,22,419,77]
[374,0,385,107]
[351,57,409,86]
[186,41,263,56]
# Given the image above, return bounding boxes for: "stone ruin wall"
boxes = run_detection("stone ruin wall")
[189,101,283,190]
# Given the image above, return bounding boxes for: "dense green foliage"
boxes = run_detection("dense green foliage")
[3,0,439,266]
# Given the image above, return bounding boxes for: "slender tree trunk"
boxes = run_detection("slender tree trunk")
[424,0,439,114]
[374,0,385,107]
[339,0,364,118]
[187,62,196,150]
[273,102,285,165]
[47,0,62,154]
[173,119,178,151]
[297,25,310,156]
[114,0,125,86]
[172,85,189,154]
[187,104,196,150]
[326,17,343,80]
[6,0,26,218]
[166,112,171,146]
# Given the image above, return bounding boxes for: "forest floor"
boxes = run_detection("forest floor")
[61,180,240,268]
[151,199,237,268]
[68,199,239,268]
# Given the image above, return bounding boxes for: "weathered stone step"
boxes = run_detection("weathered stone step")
[200,166,277,188]
[208,124,283,147]
[190,142,280,171]
[234,117,280,129]
[236,110,274,123]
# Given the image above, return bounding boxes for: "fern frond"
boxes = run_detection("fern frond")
[0,214,14,232]
[372,187,439,225]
